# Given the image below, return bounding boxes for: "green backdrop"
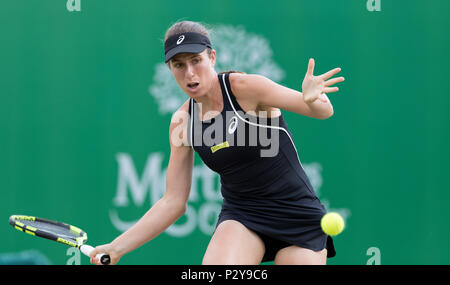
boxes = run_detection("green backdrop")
[1,0,449,265]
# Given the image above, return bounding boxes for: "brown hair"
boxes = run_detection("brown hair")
[164,21,245,75]
[164,21,213,60]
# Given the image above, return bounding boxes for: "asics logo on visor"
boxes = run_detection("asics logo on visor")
[177,35,185,45]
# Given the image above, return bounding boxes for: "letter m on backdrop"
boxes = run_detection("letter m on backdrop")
[113,153,165,207]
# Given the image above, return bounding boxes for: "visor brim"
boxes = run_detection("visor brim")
[165,44,208,63]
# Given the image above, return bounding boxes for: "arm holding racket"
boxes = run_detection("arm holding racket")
[90,111,194,265]
[90,195,190,265]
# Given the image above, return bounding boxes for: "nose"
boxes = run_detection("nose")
[185,63,194,77]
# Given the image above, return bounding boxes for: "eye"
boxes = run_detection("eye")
[192,57,201,64]
[173,62,183,68]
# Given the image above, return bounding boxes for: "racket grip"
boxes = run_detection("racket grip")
[80,244,111,265]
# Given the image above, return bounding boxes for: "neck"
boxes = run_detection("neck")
[193,71,221,111]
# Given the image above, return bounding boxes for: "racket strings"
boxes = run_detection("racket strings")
[20,219,81,242]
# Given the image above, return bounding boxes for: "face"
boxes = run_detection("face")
[169,49,216,97]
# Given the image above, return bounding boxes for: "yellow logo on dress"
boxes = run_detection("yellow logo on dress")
[211,141,230,153]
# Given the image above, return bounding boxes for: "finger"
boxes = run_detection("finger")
[320,68,341,80]
[307,58,315,75]
[325,77,345,87]
[323,87,339,93]
[89,249,98,260]
[90,256,98,265]
[89,249,100,264]
[92,255,101,265]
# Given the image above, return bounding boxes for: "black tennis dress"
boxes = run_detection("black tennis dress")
[188,73,335,262]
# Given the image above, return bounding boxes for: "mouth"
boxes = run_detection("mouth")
[187,82,200,92]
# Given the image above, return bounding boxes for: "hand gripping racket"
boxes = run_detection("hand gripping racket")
[9,215,110,265]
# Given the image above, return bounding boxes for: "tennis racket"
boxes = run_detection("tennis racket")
[9,215,110,265]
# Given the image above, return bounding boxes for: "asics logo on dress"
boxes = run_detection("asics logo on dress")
[228,116,238,134]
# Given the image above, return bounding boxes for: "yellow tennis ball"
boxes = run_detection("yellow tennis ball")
[321,212,345,236]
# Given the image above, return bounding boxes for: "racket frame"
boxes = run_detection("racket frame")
[9,215,110,265]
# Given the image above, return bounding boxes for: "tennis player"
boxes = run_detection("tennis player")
[90,21,344,265]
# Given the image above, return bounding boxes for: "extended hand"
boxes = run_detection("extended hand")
[301,58,344,104]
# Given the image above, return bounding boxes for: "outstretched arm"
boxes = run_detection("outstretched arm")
[230,58,344,119]
[89,109,194,265]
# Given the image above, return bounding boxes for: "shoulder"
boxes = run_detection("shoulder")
[228,73,271,99]
[169,99,191,148]
[170,98,191,129]
[228,73,279,113]
[176,98,191,114]
[228,73,266,91]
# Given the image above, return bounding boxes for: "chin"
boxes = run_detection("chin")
[186,89,205,98]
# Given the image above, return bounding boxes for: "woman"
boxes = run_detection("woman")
[90,21,344,265]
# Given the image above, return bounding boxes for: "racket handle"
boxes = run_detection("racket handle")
[80,244,111,265]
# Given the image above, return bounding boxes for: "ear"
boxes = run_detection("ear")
[209,49,216,68]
